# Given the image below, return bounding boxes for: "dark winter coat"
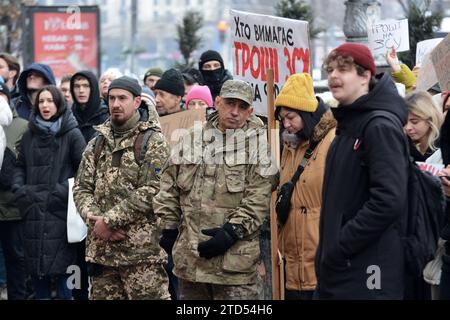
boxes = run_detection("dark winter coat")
[315,73,409,299]
[13,63,56,121]
[12,108,86,277]
[71,71,109,143]
[0,109,28,221]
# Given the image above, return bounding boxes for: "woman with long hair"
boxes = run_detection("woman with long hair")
[405,91,443,162]
[12,85,86,299]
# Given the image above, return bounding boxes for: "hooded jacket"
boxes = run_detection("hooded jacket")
[12,107,86,277]
[278,108,336,292]
[0,108,28,221]
[315,73,409,299]
[14,63,56,121]
[71,71,109,143]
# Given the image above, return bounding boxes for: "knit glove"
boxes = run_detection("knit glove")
[197,223,238,259]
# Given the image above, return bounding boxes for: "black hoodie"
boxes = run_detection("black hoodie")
[315,73,409,299]
[14,63,56,121]
[70,70,109,143]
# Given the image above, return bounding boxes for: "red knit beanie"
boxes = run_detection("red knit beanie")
[334,43,376,76]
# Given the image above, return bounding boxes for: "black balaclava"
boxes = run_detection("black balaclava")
[199,50,225,88]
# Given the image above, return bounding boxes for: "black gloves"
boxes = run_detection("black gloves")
[197,223,239,259]
[159,229,179,254]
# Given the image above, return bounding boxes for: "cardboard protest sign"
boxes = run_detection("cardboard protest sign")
[416,38,443,67]
[367,19,409,56]
[159,109,206,145]
[415,52,438,92]
[416,162,444,176]
[431,32,450,92]
[231,9,310,116]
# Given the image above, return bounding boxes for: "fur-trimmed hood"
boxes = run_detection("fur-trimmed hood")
[311,110,337,143]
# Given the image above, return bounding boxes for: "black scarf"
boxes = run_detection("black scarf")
[202,68,225,97]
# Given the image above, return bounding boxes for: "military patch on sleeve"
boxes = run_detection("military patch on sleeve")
[154,167,162,176]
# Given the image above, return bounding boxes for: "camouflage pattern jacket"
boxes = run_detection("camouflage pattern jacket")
[73,112,170,267]
[154,112,277,285]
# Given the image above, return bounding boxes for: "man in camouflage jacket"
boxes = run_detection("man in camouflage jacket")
[73,76,170,300]
[153,79,277,299]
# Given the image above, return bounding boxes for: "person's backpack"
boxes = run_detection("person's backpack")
[93,129,155,166]
[357,110,446,277]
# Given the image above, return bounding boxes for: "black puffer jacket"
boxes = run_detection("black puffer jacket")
[12,108,86,277]
[315,73,409,299]
[71,70,109,144]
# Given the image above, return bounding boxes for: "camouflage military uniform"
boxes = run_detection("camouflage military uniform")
[73,111,170,300]
[153,96,277,299]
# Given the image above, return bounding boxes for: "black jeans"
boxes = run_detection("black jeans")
[164,254,179,300]
[0,221,26,300]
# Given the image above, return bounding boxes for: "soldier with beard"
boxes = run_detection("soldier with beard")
[73,76,170,300]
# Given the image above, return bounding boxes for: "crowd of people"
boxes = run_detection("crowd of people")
[0,40,449,301]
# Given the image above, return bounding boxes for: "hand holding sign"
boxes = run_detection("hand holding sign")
[368,19,409,56]
[385,47,401,72]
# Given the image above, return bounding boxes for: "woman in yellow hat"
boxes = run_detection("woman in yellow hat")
[275,73,336,300]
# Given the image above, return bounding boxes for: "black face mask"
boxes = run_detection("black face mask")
[201,68,225,84]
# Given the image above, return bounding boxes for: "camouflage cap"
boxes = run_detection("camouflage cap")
[220,79,253,106]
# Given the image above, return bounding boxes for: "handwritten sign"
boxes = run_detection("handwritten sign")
[159,109,205,145]
[431,33,450,92]
[416,52,438,92]
[416,38,443,67]
[231,10,310,116]
[367,19,409,56]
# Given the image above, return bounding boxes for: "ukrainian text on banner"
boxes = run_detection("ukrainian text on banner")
[231,10,310,116]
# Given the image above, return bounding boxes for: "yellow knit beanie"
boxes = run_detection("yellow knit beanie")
[275,73,318,112]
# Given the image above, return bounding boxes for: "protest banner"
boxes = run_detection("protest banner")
[231,10,310,116]
[159,109,206,145]
[367,19,409,56]
[416,38,443,67]
[416,52,438,92]
[431,32,450,92]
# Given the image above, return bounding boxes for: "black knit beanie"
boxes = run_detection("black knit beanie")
[109,76,142,97]
[198,50,224,70]
[153,68,185,97]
